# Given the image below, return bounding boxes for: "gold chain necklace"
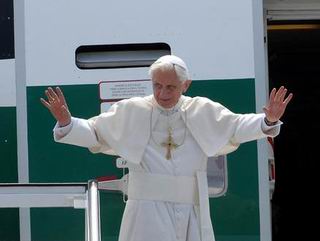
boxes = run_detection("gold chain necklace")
[150,105,187,160]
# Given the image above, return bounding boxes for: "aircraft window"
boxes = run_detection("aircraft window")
[207,155,228,197]
[75,43,170,69]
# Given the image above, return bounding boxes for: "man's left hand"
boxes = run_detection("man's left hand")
[263,86,293,123]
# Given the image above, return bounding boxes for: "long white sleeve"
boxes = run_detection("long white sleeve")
[53,117,101,149]
[53,119,73,140]
[261,116,282,136]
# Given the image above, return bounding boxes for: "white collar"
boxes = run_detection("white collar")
[151,95,185,115]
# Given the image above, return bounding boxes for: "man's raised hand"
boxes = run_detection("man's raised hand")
[40,87,71,127]
[263,86,293,123]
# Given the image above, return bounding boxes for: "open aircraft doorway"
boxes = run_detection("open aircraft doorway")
[267,20,320,240]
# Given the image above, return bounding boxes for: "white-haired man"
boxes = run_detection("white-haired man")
[41,55,292,241]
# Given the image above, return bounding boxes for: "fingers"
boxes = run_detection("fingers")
[40,98,51,109]
[279,88,288,101]
[272,86,293,104]
[269,88,277,101]
[274,86,285,102]
[55,87,68,108]
[45,88,56,103]
[55,87,63,100]
[43,86,67,107]
[276,86,293,106]
[48,87,59,101]
[265,85,293,122]
[283,93,293,105]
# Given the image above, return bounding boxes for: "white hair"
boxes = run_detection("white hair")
[148,55,190,82]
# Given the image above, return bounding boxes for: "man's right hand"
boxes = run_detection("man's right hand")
[40,87,71,127]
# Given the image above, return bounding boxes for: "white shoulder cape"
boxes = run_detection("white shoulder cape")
[87,95,271,164]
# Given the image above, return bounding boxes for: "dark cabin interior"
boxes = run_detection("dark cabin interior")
[267,20,320,240]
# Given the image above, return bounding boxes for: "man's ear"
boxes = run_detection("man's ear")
[183,80,192,93]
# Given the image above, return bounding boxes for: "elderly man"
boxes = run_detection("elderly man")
[41,55,292,241]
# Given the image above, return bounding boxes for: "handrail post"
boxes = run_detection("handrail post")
[87,180,101,241]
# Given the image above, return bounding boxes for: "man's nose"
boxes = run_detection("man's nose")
[159,88,169,98]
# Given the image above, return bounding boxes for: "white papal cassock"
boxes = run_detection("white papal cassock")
[54,95,280,241]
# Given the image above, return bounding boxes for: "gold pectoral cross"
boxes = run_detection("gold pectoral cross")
[161,127,178,160]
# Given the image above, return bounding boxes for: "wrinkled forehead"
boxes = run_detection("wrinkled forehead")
[151,67,180,83]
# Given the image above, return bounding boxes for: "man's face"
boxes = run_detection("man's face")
[152,69,191,109]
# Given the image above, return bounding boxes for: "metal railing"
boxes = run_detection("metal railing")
[87,180,101,241]
[0,181,103,241]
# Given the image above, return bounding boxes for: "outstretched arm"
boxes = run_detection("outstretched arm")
[40,87,72,127]
[263,86,293,125]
